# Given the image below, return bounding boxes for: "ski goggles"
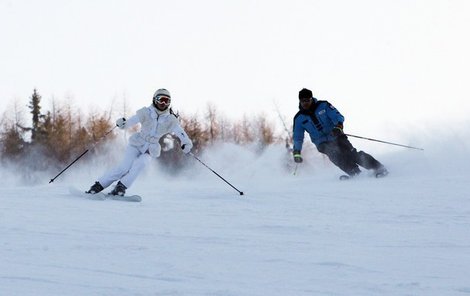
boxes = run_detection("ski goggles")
[154,95,171,106]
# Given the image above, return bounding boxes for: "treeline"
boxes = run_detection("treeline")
[0,89,287,173]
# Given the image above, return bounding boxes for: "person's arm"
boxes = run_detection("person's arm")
[325,102,344,126]
[326,102,345,136]
[171,119,193,154]
[115,108,146,129]
[115,114,139,129]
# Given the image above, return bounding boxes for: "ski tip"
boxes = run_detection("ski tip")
[375,168,390,178]
[375,171,389,178]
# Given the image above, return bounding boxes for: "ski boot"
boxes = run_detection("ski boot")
[339,167,361,180]
[375,166,389,178]
[109,181,127,196]
[86,181,104,194]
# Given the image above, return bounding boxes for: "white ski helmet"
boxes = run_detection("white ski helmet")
[152,88,171,110]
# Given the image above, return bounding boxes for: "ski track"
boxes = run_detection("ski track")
[1,147,470,296]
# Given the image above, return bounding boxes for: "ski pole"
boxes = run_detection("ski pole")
[293,163,299,176]
[345,134,424,150]
[49,126,117,183]
[189,152,244,196]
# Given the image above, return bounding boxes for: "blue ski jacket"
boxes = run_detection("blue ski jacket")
[293,99,344,151]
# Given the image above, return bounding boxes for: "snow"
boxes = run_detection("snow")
[1,135,470,295]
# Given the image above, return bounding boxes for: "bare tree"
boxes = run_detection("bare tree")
[255,113,276,147]
[205,103,220,144]
[180,112,209,152]
[0,100,27,160]
[233,114,255,145]
[87,111,115,143]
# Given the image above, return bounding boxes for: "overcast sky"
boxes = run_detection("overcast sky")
[1,0,469,138]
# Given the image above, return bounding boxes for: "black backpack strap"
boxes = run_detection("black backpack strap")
[309,102,323,132]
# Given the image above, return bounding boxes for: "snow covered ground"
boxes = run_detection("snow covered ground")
[1,134,470,295]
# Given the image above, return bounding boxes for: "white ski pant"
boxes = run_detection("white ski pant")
[98,145,151,189]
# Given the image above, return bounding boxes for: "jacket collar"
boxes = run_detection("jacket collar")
[298,98,319,113]
[150,105,170,118]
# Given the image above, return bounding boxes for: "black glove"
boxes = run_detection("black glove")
[293,150,303,163]
[331,123,344,137]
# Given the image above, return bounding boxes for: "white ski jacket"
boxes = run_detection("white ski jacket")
[122,105,192,158]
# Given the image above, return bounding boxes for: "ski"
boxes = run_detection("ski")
[107,193,142,202]
[69,187,142,202]
[339,170,389,181]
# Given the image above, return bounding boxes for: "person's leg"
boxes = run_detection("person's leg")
[356,151,384,170]
[337,135,387,173]
[119,152,152,189]
[97,146,141,188]
[317,140,361,176]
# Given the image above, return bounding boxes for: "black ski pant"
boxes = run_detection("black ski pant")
[316,134,383,176]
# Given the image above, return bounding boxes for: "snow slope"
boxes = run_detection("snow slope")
[1,135,470,295]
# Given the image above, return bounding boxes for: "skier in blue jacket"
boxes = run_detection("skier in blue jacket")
[293,88,388,179]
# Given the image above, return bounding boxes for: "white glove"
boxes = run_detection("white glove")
[181,142,193,154]
[116,117,126,129]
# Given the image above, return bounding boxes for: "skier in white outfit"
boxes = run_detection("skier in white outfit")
[86,88,193,196]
